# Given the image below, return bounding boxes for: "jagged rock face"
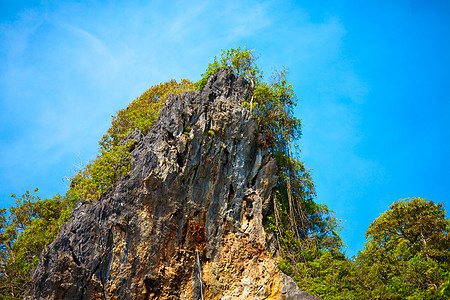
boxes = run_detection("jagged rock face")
[26,69,320,300]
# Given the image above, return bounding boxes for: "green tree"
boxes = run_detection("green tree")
[0,189,67,299]
[293,198,450,300]
[356,198,450,299]
[294,251,362,300]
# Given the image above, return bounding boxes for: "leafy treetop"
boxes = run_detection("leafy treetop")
[355,197,450,299]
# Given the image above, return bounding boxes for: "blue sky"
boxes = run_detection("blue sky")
[1,0,449,258]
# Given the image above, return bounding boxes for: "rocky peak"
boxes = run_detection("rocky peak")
[26,69,320,299]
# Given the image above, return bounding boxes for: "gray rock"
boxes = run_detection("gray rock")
[25,69,320,300]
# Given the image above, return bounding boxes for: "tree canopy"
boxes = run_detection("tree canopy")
[0,190,67,299]
[354,198,450,299]
[294,197,450,299]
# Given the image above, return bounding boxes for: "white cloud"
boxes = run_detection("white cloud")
[56,20,119,77]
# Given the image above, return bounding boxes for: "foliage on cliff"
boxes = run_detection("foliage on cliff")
[196,47,343,288]
[67,79,195,204]
[99,79,195,150]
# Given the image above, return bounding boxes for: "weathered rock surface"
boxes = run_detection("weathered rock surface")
[26,69,320,299]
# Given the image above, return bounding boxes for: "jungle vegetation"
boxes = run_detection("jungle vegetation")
[1,48,448,299]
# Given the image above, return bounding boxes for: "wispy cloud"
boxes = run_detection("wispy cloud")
[56,20,119,77]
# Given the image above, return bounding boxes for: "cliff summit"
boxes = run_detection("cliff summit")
[25,69,319,299]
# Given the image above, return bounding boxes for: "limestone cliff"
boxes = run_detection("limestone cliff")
[26,69,320,299]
